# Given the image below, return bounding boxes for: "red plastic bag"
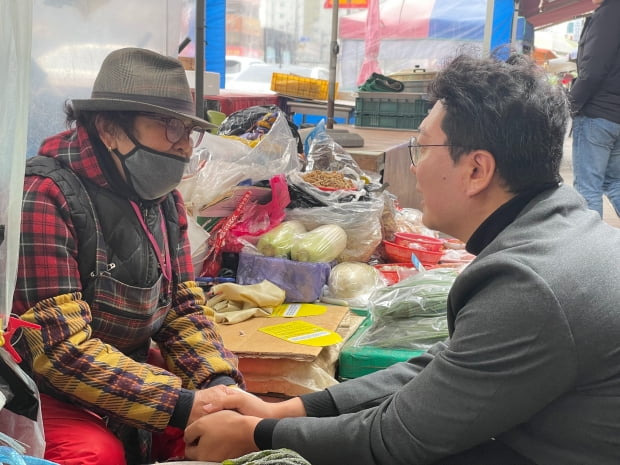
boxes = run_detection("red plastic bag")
[201,191,252,277]
[225,174,290,251]
[200,174,290,277]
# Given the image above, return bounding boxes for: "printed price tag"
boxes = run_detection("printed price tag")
[259,321,342,347]
[271,303,327,317]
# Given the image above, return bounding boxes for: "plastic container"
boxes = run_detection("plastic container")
[393,232,443,252]
[338,317,425,380]
[354,91,430,130]
[374,263,417,285]
[353,112,425,130]
[355,92,429,115]
[383,240,443,266]
[270,73,336,100]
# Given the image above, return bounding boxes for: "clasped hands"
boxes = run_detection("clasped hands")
[185,385,305,462]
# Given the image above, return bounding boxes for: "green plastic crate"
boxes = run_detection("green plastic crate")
[338,317,425,380]
[355,92,430,116]
[354,112,424,130]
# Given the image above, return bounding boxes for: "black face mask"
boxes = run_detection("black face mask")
[113,134,189,200]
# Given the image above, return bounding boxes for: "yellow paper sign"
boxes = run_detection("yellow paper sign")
[259,321,343,347]
[271,303,327,318]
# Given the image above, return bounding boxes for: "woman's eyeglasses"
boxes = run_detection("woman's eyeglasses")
[408,136,454,166]
[140,113,206,148]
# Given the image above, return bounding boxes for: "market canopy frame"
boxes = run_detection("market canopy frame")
[518,0,595,29]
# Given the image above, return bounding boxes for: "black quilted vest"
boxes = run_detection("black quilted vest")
[24,156,180,311]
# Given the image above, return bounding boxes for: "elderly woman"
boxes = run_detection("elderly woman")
[13,47,243,465]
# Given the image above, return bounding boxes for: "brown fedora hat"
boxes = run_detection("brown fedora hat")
[71,47,216,129]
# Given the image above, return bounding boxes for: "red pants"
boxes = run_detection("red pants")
[41,349,185,464]
[41,394,185,465]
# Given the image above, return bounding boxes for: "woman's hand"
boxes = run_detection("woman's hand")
[188,385,233,424]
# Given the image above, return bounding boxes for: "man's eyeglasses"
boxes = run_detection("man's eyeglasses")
[140,113,206,148]
[408,136,454,166]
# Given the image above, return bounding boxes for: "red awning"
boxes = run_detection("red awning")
[519,0,596,29]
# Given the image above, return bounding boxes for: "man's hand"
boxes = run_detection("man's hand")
[203,387,307,419]
[184,410,260,462]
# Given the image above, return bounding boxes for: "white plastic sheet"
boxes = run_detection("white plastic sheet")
[0,0,31,330]
[27,0,192,157]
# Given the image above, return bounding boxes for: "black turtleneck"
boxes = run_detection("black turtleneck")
[466,183,560,256]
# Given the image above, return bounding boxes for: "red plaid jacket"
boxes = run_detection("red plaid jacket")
[13,125,242,432]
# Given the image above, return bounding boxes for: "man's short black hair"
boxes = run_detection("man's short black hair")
[428,54,569,193]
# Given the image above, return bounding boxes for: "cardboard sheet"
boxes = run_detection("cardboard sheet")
[218,304,350,362]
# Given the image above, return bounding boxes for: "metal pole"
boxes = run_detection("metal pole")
[482,0,495,57]
[326,0,339,129]
[511,0,520,51]
[195,0,205,119]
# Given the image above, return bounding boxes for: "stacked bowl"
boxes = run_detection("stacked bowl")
[383,232,443,268]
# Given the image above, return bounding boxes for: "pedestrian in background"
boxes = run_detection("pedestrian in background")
[570,0,620,216]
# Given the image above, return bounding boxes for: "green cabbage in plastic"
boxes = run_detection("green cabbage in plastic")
[256,220,307,258]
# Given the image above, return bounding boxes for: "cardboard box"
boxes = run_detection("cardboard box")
[179,56,195,70]
[218,306,364,396]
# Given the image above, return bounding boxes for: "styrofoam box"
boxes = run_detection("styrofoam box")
[185,70,220,95]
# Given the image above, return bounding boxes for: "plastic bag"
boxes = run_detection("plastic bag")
[356,268,458,350]
[285,197,384,263]
[0,349,45,458]
[200,174,290,276]
[322,262,385,309]
[287,169,368,205]
[188,113,300,211]
[186,215,210,276]
[357,72,405,92]
[218,105,303,155]
[0,446,57,465]
[236,252,331,303]
[178,132,251,211]
[226,174,290,250]
[304,119,367,179]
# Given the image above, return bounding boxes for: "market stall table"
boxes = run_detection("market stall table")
[217,305,364,397]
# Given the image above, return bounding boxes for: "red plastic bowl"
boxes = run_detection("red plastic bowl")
[383,240,443,266]
[374,263,416,285]
[393,232,443,252]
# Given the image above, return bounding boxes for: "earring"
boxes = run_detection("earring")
[107,146,113,152]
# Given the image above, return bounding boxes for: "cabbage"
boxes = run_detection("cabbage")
[256,220,307,258]
[327,262,383,300]
[290,224,348,262]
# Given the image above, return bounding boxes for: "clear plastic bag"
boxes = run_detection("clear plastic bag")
[322,262,386,309]
[304,119,367,178]
[356,268,458,350]
[178,133,251,210]
[186,113,300,211]
[0,349,46,458]
[285,197,384,263]
[287,169,368,205]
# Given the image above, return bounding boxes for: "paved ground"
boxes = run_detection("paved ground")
[560,133,620,228]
